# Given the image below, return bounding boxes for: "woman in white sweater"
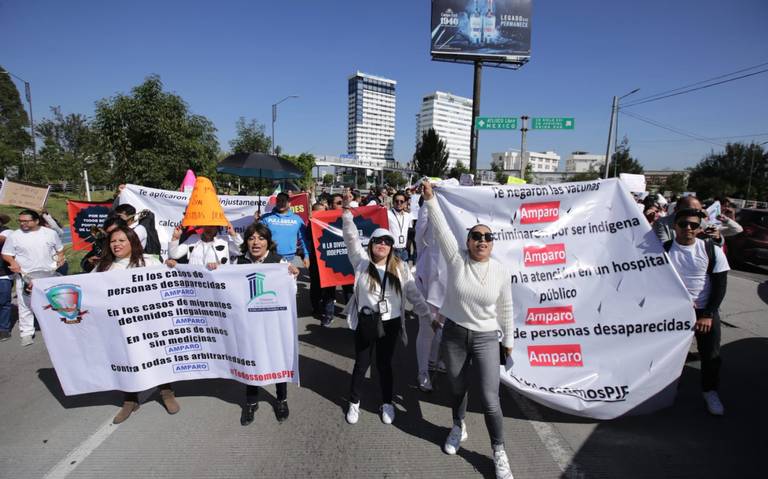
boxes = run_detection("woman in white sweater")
[421,181,514,479]
[341,201,432,426]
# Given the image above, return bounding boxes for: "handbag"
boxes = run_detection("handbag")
[356,263,388,341]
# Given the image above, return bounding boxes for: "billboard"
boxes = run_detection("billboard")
[431,0,532,64]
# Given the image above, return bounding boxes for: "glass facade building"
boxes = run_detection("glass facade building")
[347,71,396,164]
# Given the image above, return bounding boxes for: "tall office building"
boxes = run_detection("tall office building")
[415,91,473,169]
[565,151,604,173]
[347,71,396,164]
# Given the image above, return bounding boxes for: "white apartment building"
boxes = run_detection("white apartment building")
[566,151,605,173]
[491,150,561,172]
[415,91,473,168]
[347,72,396,164]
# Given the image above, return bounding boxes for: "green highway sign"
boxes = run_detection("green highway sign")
[475,117,518,130]
[531,117,575,130]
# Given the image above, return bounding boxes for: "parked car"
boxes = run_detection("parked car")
[725,208,768,266]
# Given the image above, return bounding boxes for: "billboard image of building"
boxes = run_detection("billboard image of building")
[431,0,532,64]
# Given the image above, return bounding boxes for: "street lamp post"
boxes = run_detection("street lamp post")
[603,88,640,179]
[271,95,298,155]
[746,140,768,205]
[0,69,36,170]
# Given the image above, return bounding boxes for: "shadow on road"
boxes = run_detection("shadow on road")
[561,337,768,478]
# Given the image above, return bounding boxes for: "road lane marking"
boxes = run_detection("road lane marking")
[43,415,119,479]
[507,390,586,478]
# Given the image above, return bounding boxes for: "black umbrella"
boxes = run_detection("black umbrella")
[216,152,304,214]
[216,152,303,180]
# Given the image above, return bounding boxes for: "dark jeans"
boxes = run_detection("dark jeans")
[441,319,504,447]
[246,383,287,405]
[309,257,335,319]
[393,248,409,262]
[349,318,401,404]
[695,309,722,392]
[0,279,12,332]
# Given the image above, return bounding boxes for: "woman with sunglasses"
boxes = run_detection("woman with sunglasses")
[421,181,514,479]
[340,200,432,425]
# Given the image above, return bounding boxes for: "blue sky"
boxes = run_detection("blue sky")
[2,0,767,171]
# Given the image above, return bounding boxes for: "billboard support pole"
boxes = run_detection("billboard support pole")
[469,61,483,177]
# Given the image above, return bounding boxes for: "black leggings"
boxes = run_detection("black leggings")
[349,318,401,404]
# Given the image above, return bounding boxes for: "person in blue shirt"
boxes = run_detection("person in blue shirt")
[259,192,310,268]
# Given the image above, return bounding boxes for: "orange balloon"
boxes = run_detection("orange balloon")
[181,177,228,227]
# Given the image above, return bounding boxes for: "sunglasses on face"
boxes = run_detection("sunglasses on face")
[394,199,406,204]
[676,220,701,230]
[468,231,494,242]
[371,237,394,246]
[333,201,343,205]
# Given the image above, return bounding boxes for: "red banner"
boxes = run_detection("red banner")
[310,206,389,288]
[66,200,113,251]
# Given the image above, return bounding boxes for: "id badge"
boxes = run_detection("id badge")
[377,300,389,314]
[398,235,405,244]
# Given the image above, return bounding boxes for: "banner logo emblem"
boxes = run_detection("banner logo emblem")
[247,272,276,301]
[44,284,88,324]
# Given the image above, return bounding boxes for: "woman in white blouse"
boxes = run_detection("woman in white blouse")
[167,223,242,269]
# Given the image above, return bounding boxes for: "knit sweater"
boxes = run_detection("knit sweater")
[424,197,514,348]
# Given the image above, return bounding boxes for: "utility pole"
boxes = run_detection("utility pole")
[520,115,529,179]
[603,96,618,179]
[469,61,483,177]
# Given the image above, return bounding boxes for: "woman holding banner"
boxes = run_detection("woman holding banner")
[167,222,243,269]
[340,200,432,426]
[420,181,515,479]
[236,222,299,425]
[94,226,180,424]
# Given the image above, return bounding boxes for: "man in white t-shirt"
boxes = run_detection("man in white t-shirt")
[666,208,729,415]
[1,210,65,346]
[387,191,413,262]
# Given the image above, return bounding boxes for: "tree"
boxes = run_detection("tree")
[490,157,508,184]
[413,128,449,178]
[448,160,470,180]
[523,163,534,183]
[92,75,219,189]
[322,173,334,186]
[606,136,643,178]
[569,168,601,182]
[688,142,766,200]
[384,170,406,187]
[282,152,316,189]
[30,106,104,190]
[229,117,271,154]
[660,172,688,195]
[0,67,31,177]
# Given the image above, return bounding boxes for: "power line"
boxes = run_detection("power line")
[623,65,768,108]
[632,132,768,144]
[624,61,768,105]
[620,110,726,147]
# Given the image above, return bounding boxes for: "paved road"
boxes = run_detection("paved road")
[0,272,765,479]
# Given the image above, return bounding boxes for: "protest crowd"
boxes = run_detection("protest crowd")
[0,173,745,479]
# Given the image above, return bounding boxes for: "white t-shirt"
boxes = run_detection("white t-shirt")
[98,255,162,272]
[668,239,730,308]
[131,223,148,249]
[355,265,402,321]
[1,227,63,273]
[387,209,413,249]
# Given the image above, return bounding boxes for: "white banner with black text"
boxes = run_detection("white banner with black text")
[426,178,695,419]
[31,264,298,396]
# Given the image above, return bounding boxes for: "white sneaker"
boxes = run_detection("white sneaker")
[417,372,433,392]
[346,401,360,424]
[443,422,468,455]
[703,391,724,416]
[20,336,34,347]
[381,403,395,424]
[493,449,514,479]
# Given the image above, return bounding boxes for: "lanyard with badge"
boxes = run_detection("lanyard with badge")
[391,209,406,246]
